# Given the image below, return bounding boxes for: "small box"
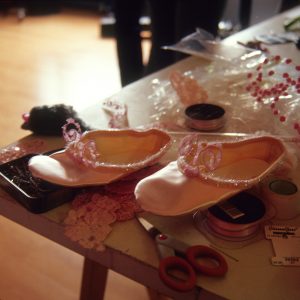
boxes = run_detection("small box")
[0,153,77,213]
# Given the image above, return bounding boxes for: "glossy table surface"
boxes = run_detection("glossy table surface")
[1,6,300,300]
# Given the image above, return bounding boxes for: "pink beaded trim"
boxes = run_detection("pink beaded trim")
[102,99,129,129]
[62,118,82,143]
[177,134,287,188]
[170,70,208,105]
[62,118,171,170]
[62,118,100,167]
[178,134,222,177]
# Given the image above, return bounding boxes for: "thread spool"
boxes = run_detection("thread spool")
[263,179,299,220]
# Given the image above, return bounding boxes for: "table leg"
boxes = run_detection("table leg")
[80,257,108,300]
[146,288,165,300]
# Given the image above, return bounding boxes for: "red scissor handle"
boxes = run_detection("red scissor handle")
[159,256,197,292]
[186,245,228,277]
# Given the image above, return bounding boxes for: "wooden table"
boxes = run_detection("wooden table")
[1,6,300,300]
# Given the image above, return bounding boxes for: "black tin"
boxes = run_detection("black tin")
[185,103,225,131]
[0,153,77,213]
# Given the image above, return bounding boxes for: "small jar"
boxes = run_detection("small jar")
[262,179,299,220]
[185,103,225,131]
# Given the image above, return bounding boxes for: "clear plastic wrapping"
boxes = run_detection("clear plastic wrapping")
[149,31,300,140]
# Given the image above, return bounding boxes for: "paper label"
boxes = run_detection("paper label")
[265,225,300,266]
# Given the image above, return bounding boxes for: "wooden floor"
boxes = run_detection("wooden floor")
[0,8,151,300]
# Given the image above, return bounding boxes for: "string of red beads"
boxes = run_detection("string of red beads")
[245,55,300,135]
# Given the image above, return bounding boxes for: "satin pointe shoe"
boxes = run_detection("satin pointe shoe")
[135,135,287,216]
[28,128,171,187]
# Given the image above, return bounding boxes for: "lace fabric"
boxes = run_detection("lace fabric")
[64,164,162,251]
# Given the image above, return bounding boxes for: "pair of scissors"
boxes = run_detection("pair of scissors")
[138,217,228,292]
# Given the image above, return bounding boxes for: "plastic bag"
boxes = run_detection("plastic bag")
[163,28,262,62]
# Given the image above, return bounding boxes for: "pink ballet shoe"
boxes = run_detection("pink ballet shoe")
[28,129,171,187]
[135,135,287,216]
[178,135,286,188]
[135,161,241,216]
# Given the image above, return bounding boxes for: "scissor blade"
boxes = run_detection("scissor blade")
[137,217,161,239]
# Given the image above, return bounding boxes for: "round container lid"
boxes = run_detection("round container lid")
[185,103,225,120]
[185,103,225,131]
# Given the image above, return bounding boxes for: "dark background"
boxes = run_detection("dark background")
[0,1,113,15]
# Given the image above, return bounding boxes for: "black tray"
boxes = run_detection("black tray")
[0,153,78,213]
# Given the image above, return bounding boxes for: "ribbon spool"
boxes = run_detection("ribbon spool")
[205,192,266,240]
